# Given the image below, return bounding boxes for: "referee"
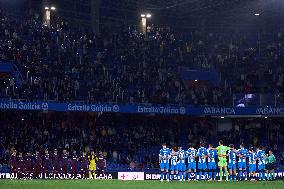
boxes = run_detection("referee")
[266,150,276,181]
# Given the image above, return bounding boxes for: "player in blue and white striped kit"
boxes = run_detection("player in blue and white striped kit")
[170,148,179,181]
[159,143,171,182]
[228,144,237,181]
[256,146,266,181]
[248,147,257,180]
[177,146,186,181]
[197,142,208,181]
[207,144,217,180]
[186,143,197,180]
[237,143,248,181]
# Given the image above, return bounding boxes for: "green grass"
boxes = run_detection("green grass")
[0,180,284,189]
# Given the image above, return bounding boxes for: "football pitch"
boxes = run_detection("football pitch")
[0,180,284,189]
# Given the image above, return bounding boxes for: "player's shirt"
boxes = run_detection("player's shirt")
[178,150,186,164]
[97,153,106,168]
[9,154,17,169]
[171,154,178,166]
[71,154,78,167]
[248,152,257,165]
[17,156,24,169]
[266,154,276,164]
[187,148,197,163]
[88,154,97,167]
[34,154,42,167]
[80,155,89,169]
[238,148,248,163]
[159,148,171,164]
[61,153,69,167]
[207,149,217,163]
[52,154,59,169]
[228,150,237,164]
[25,155,32,170]
[257,150,266,165]
[197,147,207,164]
[43,153,51,168]
[216,145,230,159]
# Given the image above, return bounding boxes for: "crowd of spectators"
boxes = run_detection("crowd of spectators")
[0,112,283,171]
[1,10,284,106]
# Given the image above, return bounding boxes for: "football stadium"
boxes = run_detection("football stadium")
[0,0,284,189]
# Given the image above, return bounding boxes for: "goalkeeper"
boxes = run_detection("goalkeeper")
[215,140,232,181]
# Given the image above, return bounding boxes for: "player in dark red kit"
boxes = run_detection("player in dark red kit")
[80,151,89,179]
[17,152,25,179]
[96,151,106,178]
[61,149,69,179]
[52,149,60,179]
[24,152,33,179]
[33,150,42,179]
[43,149,51,178]
[9,150,18,179]
[71,150,79,179]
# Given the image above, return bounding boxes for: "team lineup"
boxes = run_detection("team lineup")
[159,140,277,182]
[8,148,106,179]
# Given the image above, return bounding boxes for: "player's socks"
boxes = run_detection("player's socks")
[220,169,223,181]
[178,172,182,180]
[183,172,186,180]
[239,170,243,180]
[262,171,266,180]
[209,171,212,180]
[204,171,207,180]
[225,170,228,181]
[170,174,174,180]
[161,172,164,180]
[199,171,202,181]
[194,172,197,180]
[213,171,216,180]
[187,172,191,180]
[166,172,169,180]
[229,174,232,181]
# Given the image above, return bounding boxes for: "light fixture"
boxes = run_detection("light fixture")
[264,116,267,119]
[221,116,225,119]
[51,6,56,10]
[254,13,260,16]
[45,7,49,10]
[146,14,152,18]
[141,14,146,18]
[194,79,198,82]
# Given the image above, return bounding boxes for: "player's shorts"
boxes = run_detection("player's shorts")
[228,163,237,170]
[208,162,217,170]
[238,162,246,169]
[218,157,227,167]
[266,163,275,171]
[89,165,96,171]
[249,164,256,172]
[198,163,207,170]
[258,163,265,171]
[178,163,186,171]
[170,164,179,172]
[160,163,169,170]
[188,162,196,170]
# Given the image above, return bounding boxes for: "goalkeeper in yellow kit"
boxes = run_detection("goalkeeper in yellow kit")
[88,150,98,179]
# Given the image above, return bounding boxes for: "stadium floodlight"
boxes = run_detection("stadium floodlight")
[264,116,268,119]
[45,7,49,10]
[194,79,198,82]
[146,14,152,18]
[141,14,146,18]
[254,13,260,16]
[51,6,56,11]
[221,116,225,119]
